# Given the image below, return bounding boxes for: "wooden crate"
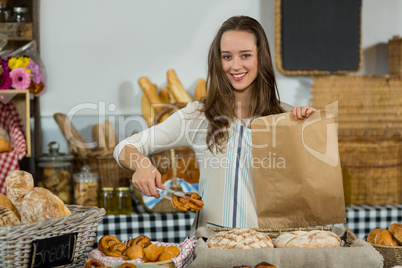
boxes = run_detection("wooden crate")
[389,35,402,76]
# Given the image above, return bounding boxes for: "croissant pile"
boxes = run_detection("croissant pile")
[98,235,180,263]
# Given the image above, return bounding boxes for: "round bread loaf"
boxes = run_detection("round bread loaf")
[0,193,21,221]
[374,229,399,246]
[6,170,34,211]
[207,228,274,249]
[0,206,20,227]
[388,223,402,246]
[19,187,64,225]
[273,230,341,248]
[367,228,385,244]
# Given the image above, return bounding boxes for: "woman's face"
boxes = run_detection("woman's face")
[220,30,258,93]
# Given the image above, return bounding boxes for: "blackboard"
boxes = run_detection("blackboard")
[274,0,362,75]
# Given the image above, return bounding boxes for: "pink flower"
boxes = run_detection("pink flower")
[10,67,31,90]
[0,70,12,90]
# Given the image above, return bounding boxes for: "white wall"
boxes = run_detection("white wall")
[37,0,402,155]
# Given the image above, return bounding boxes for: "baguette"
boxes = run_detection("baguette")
[141,94,152,127]
[92,123,106,151]
[167,69,192,103]
[104,120,117,151]
[193,78,207,101]
[159,86,173,104]
[138,77,164,111]
[53,113,89,155]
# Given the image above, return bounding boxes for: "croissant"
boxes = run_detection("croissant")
[171,192,203,211]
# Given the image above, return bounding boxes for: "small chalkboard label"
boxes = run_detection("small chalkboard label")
[29,233,77,268]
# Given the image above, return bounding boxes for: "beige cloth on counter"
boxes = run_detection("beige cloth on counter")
[189,227,383,268]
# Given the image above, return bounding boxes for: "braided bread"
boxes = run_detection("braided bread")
[171,192,203,211]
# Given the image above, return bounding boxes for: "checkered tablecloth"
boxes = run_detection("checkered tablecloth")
[345,204,402,239]
[95,204,402,247]
[95,211,195,247]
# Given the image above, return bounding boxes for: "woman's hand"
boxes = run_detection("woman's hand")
[292,106,316,120]
[131,158,164,198]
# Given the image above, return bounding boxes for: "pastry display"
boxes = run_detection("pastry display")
[273,230,341,248]
[97,234,180,263]
[171,192,204,212]
[207,228,274,249]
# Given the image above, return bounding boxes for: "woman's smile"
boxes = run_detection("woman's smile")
[220,30,258,92]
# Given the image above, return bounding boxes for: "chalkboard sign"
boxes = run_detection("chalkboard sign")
[29,233,77,268]
[274,0,362,75]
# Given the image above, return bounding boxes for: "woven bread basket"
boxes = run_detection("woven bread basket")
[0,205,105,268]
[371,244,402,268]
[208,226,357,248]
[135,103,199,213]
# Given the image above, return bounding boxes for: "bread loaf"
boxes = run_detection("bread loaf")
[159,86,172,104]
[367,228,385,244]
[207,228,274,249]
[19,187,65,225]
[273,230,341,248]
[374,229,399,246]
[104,120,117,151]
[6,170,34,211]
[53,113,89,155]
[92,123,106,151]
[389,223,402,246]
[0,193,21,221]
[166,69,192,103]
[0,206,20,227]
[193,78,207,101]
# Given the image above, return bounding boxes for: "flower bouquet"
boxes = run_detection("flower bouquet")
[0,40,46,96]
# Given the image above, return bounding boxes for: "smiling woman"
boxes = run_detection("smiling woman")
[114,15,315,237]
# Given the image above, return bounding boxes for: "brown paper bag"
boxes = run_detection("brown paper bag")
[250,111,346,228]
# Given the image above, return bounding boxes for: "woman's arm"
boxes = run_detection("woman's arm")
[118,144,164,198]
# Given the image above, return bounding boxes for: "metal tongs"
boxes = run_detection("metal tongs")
[158,187,191,200]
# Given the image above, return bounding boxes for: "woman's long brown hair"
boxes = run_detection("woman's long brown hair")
[201,15,284,153]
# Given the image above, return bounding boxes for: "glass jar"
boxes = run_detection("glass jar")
[11,7,31,22]
[36,141,74,204]
[73,166,100,207]
[115,187,133,215]
[100,187,117,214]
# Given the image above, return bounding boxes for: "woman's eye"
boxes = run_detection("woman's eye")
[222,55,231,60]
[242,54,251,58]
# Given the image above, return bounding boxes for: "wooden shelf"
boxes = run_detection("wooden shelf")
[0,90,31,157]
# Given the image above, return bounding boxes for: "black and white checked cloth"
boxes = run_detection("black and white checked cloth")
[95,212,195,247]
[345,204,402,239]
[95,204,402,247]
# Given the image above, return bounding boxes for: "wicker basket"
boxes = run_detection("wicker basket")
[310,75,402,138]
[371,244,402,268]
[389,35,402,76]
[208,226,357,247]
[339,137,402,205]
[74,150,133,188]
[0,205,106,268]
